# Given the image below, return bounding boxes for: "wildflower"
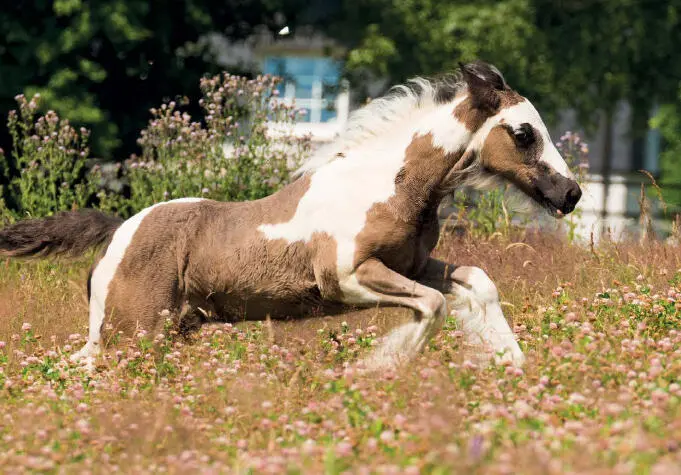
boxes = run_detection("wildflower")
[652,389,670,405]
[75,419,90,434]
[468,434,485,461]
[336,441,353,457]
[21,322,31,332]
[380,430,395,443]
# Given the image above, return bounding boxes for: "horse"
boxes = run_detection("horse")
[0,61,581,371]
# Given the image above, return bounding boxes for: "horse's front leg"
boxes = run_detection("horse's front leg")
[339,258,447,371]
[418,258,525,366]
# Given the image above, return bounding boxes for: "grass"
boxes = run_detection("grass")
[2,228,681,473]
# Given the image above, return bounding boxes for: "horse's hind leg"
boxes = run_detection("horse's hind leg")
[71,260,182,369]
[339,258,447,371]
[70,264,105,369]
[70,297,105,369]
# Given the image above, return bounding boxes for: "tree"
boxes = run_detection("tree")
[320,0,557,116]
[318,0,681,136]
[0,0,306,160]
[651,84,681,208]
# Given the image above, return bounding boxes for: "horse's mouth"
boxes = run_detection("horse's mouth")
[533,175,582,219]
[543,201,566,219]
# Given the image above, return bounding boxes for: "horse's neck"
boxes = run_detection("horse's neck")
[391,146,466,225]
[283,98,473,225]
[378,103,473,223]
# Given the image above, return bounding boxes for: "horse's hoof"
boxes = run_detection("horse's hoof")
[355,354,399,374]
[494,348,526,367]
[69,343,100,372]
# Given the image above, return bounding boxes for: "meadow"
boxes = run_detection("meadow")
[2,228,681,474]
[2,72,681,474]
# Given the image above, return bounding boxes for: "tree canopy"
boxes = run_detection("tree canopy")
[322,0,681,136]
[2,0,681,166]
[0,0,306,159]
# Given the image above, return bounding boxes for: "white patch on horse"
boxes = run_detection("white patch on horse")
[295,78,466,176]
[72,198,204,366]
[260,147,408,293]
[415,96,469,151]
[469,99,573,179]
[261,98,470,302]
[450,266,524,366]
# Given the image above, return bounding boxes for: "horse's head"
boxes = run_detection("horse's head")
[455,61,582,218]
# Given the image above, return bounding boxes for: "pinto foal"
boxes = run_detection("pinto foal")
[0,61,581,370]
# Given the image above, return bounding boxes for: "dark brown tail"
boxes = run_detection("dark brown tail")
[0,210,123,258]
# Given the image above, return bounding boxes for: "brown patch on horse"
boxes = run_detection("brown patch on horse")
[498,89,525,109]
[453,89,525,132]
[103,175,343,340]
[103,201,199,338]
[453,96,488,131]
[479,125,544,190]
[354,133,463,277]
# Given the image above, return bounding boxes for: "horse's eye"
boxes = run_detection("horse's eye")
[513,124,535,148]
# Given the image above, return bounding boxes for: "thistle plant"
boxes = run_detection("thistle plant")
[556,130,590,183]
[5,94,100,218]
[108,73,311,216]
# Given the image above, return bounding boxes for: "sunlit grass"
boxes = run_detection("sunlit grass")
[2,232,681,473]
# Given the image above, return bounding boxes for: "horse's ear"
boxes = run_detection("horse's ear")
[459,61,505,112]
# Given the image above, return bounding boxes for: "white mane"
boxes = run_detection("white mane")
[295,75,464,176]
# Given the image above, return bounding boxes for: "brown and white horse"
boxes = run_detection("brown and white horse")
[0,62,581,370]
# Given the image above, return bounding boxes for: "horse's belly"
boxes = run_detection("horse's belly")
[208,286,327,321]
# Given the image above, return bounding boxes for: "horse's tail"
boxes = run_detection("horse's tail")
[0,209,123,259]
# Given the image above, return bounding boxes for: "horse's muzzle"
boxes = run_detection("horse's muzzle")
[561,181,582,215]
[536,173,582,218]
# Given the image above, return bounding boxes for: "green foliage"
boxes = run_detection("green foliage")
[99,73,310,217]
[331,0,550,110]
[326,0,681,134]
[346,25,397,77]
[0,71,309,220]
[0,0,306,159]
[4,94,100,219]
[651,84,681,208]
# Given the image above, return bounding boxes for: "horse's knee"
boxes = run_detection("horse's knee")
[453,266,498,303]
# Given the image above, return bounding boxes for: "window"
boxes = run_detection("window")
[263,56,342,123]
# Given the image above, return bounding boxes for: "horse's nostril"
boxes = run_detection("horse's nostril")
[565,183,582,208]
